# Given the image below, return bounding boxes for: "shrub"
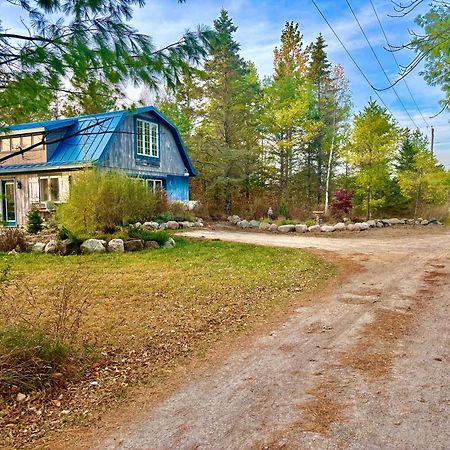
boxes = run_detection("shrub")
[57,169,165,234]
[128,228,170,246]
[280,219,295,225]
[279,197,289,219]
[304,219,316,227]
[0,228,28,253]
[330,189,354,219]
[26,209,44,234]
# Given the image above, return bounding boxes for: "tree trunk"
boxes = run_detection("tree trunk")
[367,185,372,220]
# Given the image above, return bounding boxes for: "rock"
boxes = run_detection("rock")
[308,224,322,233]
[420,219,428,225]
[32,242,46,253]
[333,222,346,231]
[381,219,391,226]
[269,223,279,232]
[428,218,440,225]
[353,222,368,231]
[237,220,249,229]
[16,393,26,402]
[321,225,335,232]
[59,238,79,255]
[259,222,271,231]
[166,220,180,230]
[45,239,59,254]
[108,238,124,253]
[180,221,194,228]
[163,237,176,249]
[144,240,160,249]
[295,224,308,233]
[80,239,106,254]
[278,224,295,233]
[159,223,168,230]
[143,221,159,230]
[134,222,142,229]
[196,217,204,223]
[366,220,376,228]
[388,218,402,225]
[376,221,384,228]
[229,215,241,224]
[124,239,144,252]
[248,220,260,229]
[346,224,355,231]
[8,249,18,255]
[194,221,204,227]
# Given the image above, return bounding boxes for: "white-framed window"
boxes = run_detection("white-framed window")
[146,178,163,192]
[39,176,60,202]
[137,119,159,158]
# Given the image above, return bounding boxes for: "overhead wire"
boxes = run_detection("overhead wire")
[368,0,430,129]
[310,0,395,117]
[344,0,420,129]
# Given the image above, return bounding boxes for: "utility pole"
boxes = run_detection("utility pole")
[430,126,435,154]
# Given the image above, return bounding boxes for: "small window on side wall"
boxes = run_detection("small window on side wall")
[146,179,163,192]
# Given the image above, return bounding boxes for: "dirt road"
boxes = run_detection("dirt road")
[94,229,449,450]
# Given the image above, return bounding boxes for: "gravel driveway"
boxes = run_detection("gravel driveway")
[92,229,449,450]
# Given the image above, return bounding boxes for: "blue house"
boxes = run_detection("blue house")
[0,106,197,226]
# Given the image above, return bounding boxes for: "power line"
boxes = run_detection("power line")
[368,0,430,129]
[310,0,395,117]
[344,0,420,130]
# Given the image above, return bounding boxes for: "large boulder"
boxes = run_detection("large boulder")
[143,221,159,230]
[321,225,335,233]
[108,238,124,253]
[166,221,180,230]
[295,224,308,233]
[259,222,271,231]
[278,224,295,233]
[308,225,322,233]
[163,238,176,249]
[333,222,346,232]
[388,218,402,225]
[194,221,204,227]
[124,239,144,252]
[144,240,160,249]
[376,221,384,228]
[229,215,241,224]
[159,223,168,230]
[248,220,260,229]
[32,242,46,253]
[44,240,59,254]
[80,239,106,254]
[353,222,369,231]
[346,224,355,231]
[420,219,429,225]
[366,220,376,228]
[237,220,249,229]
[269,223,279,232]
[180,221,195,228]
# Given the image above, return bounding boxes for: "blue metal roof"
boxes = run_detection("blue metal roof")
[0,107,197,176]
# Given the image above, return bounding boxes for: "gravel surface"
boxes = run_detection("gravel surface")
[86,228,449,450]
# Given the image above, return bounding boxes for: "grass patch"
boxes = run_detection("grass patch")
[0,238,334,448]
[128,228,170,245]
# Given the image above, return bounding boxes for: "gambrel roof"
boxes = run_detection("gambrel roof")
[0,107,197,176]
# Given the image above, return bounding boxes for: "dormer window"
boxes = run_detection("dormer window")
[136,119,159,158]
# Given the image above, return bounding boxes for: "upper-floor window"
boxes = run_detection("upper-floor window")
[0,132,44,153]
[136,119,159,158]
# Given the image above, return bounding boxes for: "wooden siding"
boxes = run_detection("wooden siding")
[100,112,187,177]
[0,130,47,166]
[0,171,72,226]
[165,175,189,201]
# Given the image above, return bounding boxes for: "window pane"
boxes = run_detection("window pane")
[50,178,59,201]
[11,137,21,150]
[39,179,49,202]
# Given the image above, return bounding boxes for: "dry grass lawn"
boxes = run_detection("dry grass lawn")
[0,237,333,449]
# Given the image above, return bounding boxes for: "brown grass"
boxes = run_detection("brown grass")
[0,238,334,449]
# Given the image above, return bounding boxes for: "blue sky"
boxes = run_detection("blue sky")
[2,0,449,166]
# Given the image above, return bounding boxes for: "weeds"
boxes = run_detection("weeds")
[127,228,170,245]
[0,228,28,253]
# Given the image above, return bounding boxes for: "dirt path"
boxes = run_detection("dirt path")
[93,229,449,450]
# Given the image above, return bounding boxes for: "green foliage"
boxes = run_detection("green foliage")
[128,229,170,245]
[0,0,214,126]
[26,209,44,234]
[411,4,450,109]
[57,169,164,235]
[280,219,295,225]
[304,219,316,227]
[279,197,290,219]
[347,100,402,219]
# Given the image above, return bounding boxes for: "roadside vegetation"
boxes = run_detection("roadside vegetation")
[0,238,333,448]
